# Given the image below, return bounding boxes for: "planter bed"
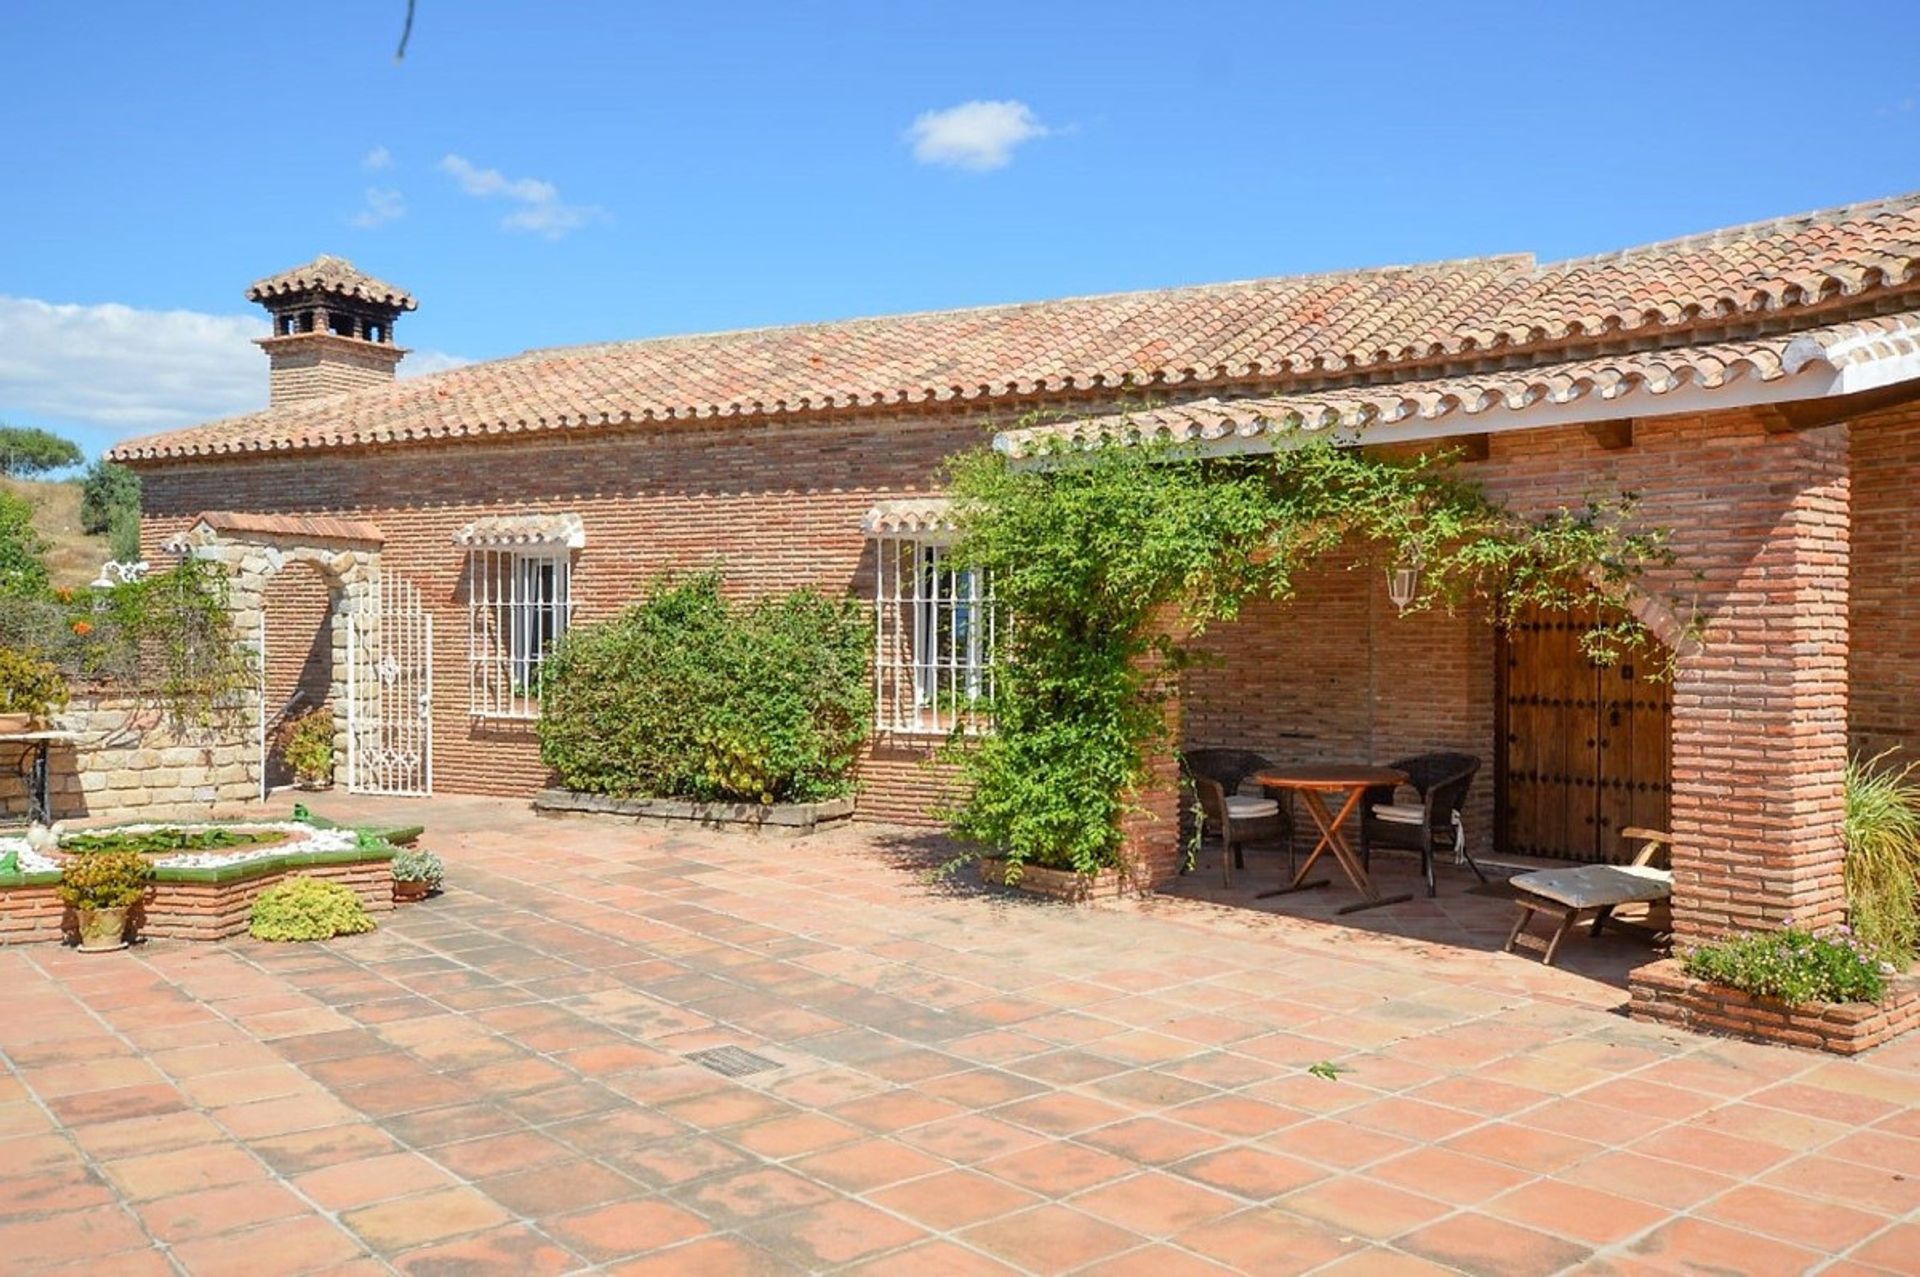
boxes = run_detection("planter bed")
[0,821,404,946]
[979,857,1149,903]
[1629,957,1920,1055]
[534,788,855,837]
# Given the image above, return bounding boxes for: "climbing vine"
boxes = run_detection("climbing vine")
[939,421,1676,879]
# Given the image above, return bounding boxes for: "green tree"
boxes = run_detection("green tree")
[0,426,84,477]
[0,490,51,597]
[79,460,143,558]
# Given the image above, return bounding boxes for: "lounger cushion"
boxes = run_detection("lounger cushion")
[1511,864,1672,910]
[1225,796,1281,820]
[1371,802,1425,825]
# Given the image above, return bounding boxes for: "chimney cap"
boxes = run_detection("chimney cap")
[247,255,417,310]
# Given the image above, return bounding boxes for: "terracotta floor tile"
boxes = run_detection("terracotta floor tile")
[1070,1171,1241,1235]
[1562,1149,1739,1209]
[0,1165,118,1219]
[392,1224,580,1277]
[678,1165,834,1226]
[1443,1121,1604,1173]
[900,1113,1045,1165]
[843,1238,1022,1276]
[547,1199,711,1263]
[1368,1146,1533,1207]
[294,1152,454,1212]
[1342,1095,1482,1142]
[742,1198,927,1267]
[1628,1215,1825,1276]
[1167,1094,1305,1138]
[135,1179,312,1243]
[1174,1205,1360,1274]
[340,1186,513,1252]
[478,1158,635,1217]
[429,1129,577,1179]
[1282,1173,1453,1239]
[251,1123,400,1175]
[1082,1116,1229,1166]
[605,1234,791,1276]
[998,1090,1133,1135]
[1171,1146,1325,1200]
[169,1215,368,1277]
[961,1203,1139,1271]
[1077,1242,1239,1275]
[1398,1211,1592,1276]
[793,1137,949,1192]
[732,1112,862,1159]
[1484,1178,1667,1245]
[1265,1117,1414,1169]
[1699,1184,1892,1252]
[101,1142,268,1201]
[832,1088,966,1133]
[980,1140,1137,1194]
[871,1168,1040,1230]
[1851,1222,1920,1275]
[1763,1154,1920,1216]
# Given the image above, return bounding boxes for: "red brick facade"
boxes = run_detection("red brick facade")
[134,394,1920,953]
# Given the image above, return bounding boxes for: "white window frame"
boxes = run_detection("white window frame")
[873,534,996,735]
[467,546,573,720]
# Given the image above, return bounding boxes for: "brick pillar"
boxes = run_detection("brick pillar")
[1667,424,1850,943]
[1120,608,1188,891]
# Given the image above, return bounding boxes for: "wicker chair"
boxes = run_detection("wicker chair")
[1184,749,1292,886]
[1359,752,1486,897]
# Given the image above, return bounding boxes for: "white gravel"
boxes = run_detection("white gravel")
[1,822,364,875]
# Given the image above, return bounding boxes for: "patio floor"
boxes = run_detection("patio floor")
[3,796,1917,1276]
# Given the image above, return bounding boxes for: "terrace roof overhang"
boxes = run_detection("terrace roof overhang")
[991,311,1920,460]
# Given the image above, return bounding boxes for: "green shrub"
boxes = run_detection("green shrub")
[538,572,871,804]
[1845,753,1920,963]
[0,490,50,598]
[79,459,141,537]
[56,851,152,912]
[0,426,83,478]
[63,827,284,855]
[280,706,334,785]
[390,846,444,888]
[1683,928,1888,1005]
[0,647,68,718]
[249,877,376,942]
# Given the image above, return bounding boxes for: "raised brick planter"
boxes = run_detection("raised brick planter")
[534,789,855,837]
[978,857,1150,902]
[1629,957,1920,1055]
[0,849,399,946]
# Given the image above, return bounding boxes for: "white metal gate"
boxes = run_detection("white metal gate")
[347,569,434,796]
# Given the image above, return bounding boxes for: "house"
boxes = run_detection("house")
[111,196,1920,964]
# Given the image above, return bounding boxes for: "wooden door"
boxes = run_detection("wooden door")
[1497,604,1671,863]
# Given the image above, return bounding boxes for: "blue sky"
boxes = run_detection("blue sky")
[2,1,1915,458]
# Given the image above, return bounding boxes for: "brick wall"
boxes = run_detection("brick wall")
[1179,407,1852,941]
[263,334,403,405]
[261,560,334,787]
[138,411,996,824]
[1848,401,1920,760]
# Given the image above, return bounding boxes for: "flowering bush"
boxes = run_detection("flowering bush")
[0,647,68,719]
[56,850,152,912]
[1683,927,1889,1005]
[249,877,375,942]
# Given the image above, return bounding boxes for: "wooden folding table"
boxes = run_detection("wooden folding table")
[1252,764,1414,914]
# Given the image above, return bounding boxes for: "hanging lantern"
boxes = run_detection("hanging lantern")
[1387,548,1422,612]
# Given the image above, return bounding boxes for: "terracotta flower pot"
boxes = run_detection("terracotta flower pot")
[76,906,130,952]
[0,712,38,734]
[393,878,431,902]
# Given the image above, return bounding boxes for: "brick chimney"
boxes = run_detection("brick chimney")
[248,256,417,405]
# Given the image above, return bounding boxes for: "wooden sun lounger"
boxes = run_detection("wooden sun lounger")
[1505,828,1672,966]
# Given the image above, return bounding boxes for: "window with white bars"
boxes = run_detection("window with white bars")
[467,548,572,719]
[873,537,996,734]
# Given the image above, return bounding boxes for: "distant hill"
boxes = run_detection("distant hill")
[0,476,115,589]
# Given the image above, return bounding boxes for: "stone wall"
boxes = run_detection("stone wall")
[0,692,258,824]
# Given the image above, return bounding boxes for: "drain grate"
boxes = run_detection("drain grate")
[686,1046,782,1078]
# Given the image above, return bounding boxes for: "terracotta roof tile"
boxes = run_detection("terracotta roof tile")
[245,255,417,310]
[113,192,1920,463]
[995,311,1920,454]
[189,511,385,543]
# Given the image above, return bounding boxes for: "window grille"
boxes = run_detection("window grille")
[873,536,996,734]
[466,548,572,719]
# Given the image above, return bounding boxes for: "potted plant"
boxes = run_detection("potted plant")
[55,850,152,951]
[0,647,69,734]
[390,846,444,901]
[281,706,335,790]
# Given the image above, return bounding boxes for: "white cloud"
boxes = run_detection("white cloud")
[351,187,407,229]
[363,145,394,171]
[907,100,1050,171]
[0,295,467,445]
[438,154,606,238]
